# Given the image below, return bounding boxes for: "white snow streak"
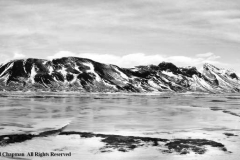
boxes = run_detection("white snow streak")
[30,66,37,83]
[162,71,178,78]
[0,62,14,77]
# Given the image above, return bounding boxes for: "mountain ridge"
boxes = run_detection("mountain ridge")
[0,57,239,93]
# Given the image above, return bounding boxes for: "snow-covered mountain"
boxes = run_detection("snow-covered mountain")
[0,57,239,93]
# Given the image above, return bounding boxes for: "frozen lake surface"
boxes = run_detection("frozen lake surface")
[0,92,240,160]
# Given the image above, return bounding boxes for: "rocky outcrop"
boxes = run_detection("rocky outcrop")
[0,57,239,93]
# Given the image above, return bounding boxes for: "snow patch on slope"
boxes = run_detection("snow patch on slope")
[58,67,68,77]
[114,67,129,80]
[192,75,216,93]
[48,66,54,74]
[82,63,101,81]
[148,80,162,90]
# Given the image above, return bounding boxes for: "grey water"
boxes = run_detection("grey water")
[0,93,240,135]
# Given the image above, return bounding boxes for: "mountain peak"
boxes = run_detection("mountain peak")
[203,63,221,71]
[158,62,179,73]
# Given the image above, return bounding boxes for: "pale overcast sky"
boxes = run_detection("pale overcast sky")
[0,0,240,72]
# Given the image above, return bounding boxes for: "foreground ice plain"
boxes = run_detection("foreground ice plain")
[0,92,240,160]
